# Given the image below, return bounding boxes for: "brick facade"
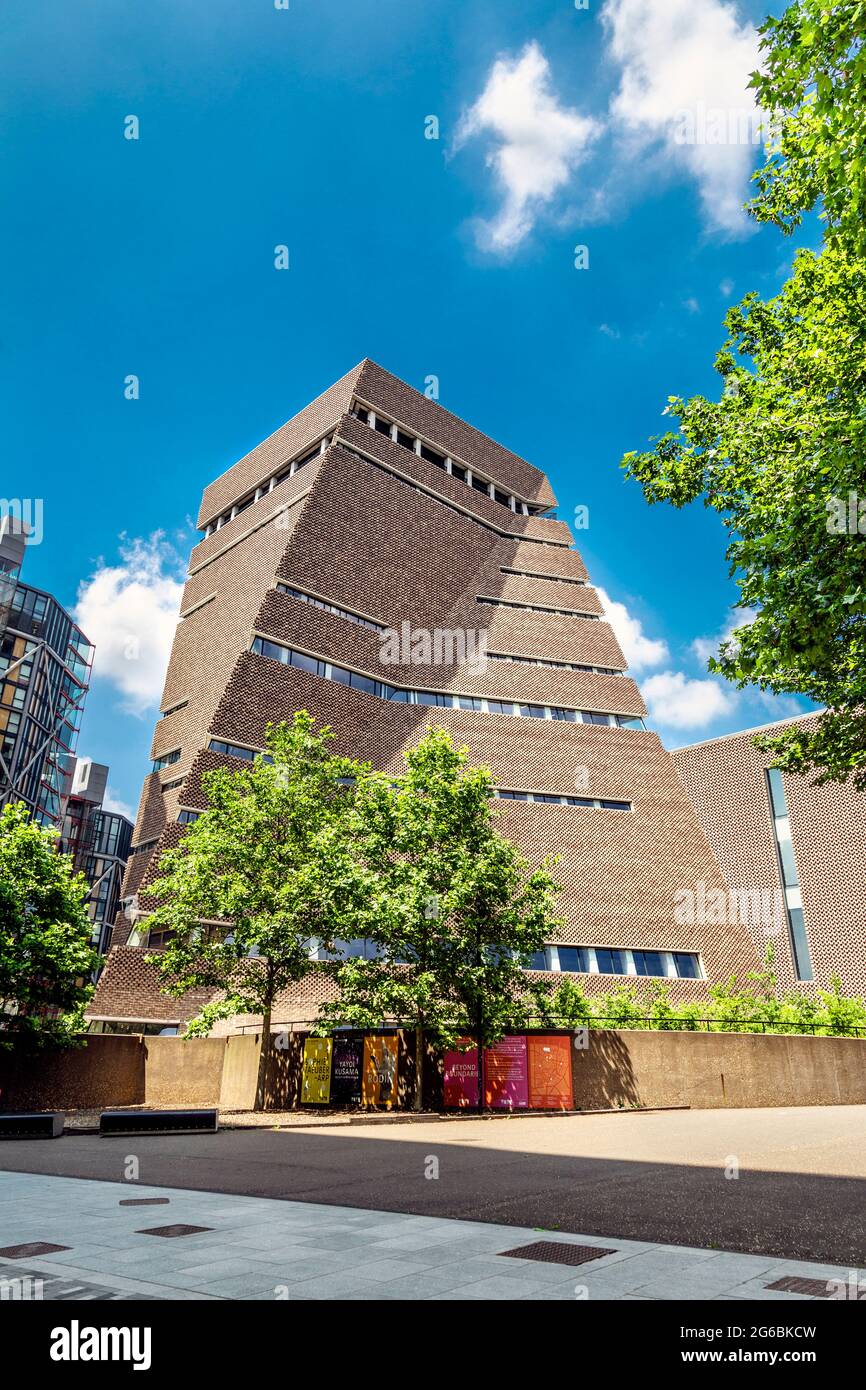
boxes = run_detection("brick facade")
[672,715,866,995]
[90,362,760,1028]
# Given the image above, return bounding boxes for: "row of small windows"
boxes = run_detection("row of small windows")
[529,946,703,979]
[152,748,181,771]
[477,596,600,620]
[497,791,632,811]
[487,652,622,675]
[250,636,645,727]
[159,700,188,719]
[275,584,387,635]
[342,444,568,550]
[500,567,586,587]
[203,437,332,536]
[182,788,631,820]
[349,401,548,517]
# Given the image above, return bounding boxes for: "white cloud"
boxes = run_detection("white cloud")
[692,607,758,664]
[602,0,764,236]
[74,533,186,715]
[455,41,601,252]
[719,277,735,297]
[104,788,135,821]
[596,587,669,672]
[683,297,701,314]
[641,670,735,729]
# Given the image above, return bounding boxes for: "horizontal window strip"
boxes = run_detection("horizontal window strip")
[202,434,333,535]
[249,635,644,727]
[349,401,547,517]
[500,567,586,586]
[529,946,703,979]
[152,749,180,771]
[497,790,632,811]
[487,652,622,675]
[478,595,600,619]
[275,584,387,634]
[208,738,273,763]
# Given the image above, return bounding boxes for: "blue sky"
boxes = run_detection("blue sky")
[1,0,813,818]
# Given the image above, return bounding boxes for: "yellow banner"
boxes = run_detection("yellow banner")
[301,1037,333,1104]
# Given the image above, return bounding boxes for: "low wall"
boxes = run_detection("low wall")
[144,1036,225,1107]
[1,1028,864,1114]
[0,1035,145,1111]
[573,1029,866,1110]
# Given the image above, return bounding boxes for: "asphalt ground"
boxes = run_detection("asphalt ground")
[1,1105,863,1266]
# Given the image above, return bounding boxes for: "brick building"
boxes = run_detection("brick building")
[672,715,866,996]
[89,361,759,1032]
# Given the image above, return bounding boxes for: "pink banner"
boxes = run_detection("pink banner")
[443,1039,479,1108]
[484,1035,529,1109]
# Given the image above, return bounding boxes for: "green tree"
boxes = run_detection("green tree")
[0,802,99,1050]
[747,0,866,253]
[316,728,562,1110]
[622,2,866,787]
[147,713,366,1110]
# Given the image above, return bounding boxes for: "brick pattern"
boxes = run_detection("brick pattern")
[197,363,362,527]
[354,359,557,508]
[673,716,866,994]
[94,361,761,1028]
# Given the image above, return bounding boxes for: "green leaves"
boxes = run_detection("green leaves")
[316,727,563,1053]
[148,712,370,1027]
[623,238,866,788]
[0,802,100,1050]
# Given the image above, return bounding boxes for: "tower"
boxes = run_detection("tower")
[92,361,758,1030]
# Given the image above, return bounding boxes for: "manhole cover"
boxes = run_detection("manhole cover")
[766,1276,835,1298]
[135,1224,212,1238]
[498,1240,616,1267]
[0,1242,71,1259]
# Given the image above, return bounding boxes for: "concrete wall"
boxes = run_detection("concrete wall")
[571,1029,866,1111]
[1,1028,865,1114]
[0,1035,145,1111]
[144,1036,225,1107]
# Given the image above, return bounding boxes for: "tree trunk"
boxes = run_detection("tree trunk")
[414,1023,424,1112]
[254,1001,272,1112]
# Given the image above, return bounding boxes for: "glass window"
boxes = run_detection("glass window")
[616,715,644,729]
[396,429,414,450]
[558,947,591,973]
[551,708,577,722]
[778,834,799,888]
[529,949,549,971]
[788,908,814,981]
[488,700,515,715]
[457,696,482,711]
[673,952,701,979]
[373,416,392,436]
[583,712,609,725]
[600,799,631,811]
[349,670,377,695]
[494,489,510,507]
[633,950,666,977]
[766,768,789,817]
[450,464,467,482]
[519,704,546,719]
[289,650,321,676]
[470,475,489,494]
[419,444,446,468]
[596,948,627,975]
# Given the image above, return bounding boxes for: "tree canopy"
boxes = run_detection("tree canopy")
[0,802,99,1050]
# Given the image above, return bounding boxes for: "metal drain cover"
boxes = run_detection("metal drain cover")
[0,1241,71,1259]
[498,1240,616,1267]
[766,1276,835,1298]
[135,1224,212,1238]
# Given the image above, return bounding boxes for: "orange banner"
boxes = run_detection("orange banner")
[527,1035,574,1110]
[362,1035,399,1108]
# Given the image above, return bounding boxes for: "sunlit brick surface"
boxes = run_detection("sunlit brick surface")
[673,716,866,994]
[92,363,760,1027]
